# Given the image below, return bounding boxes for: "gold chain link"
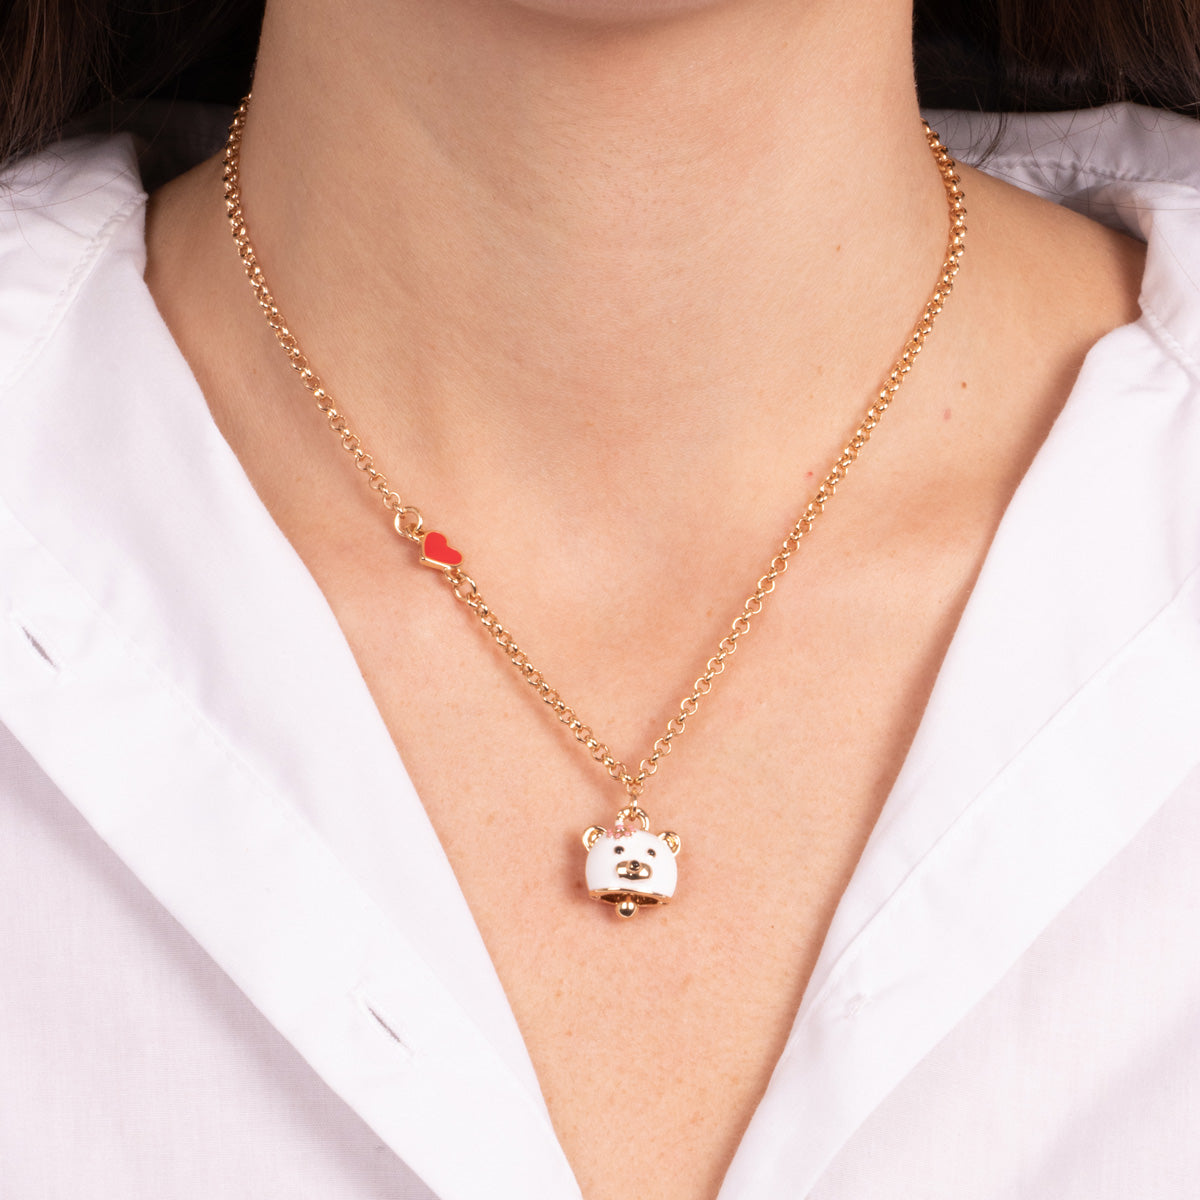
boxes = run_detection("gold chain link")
[222,98,966,799]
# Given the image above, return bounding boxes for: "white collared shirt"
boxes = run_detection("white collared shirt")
[2,105,1199,1199]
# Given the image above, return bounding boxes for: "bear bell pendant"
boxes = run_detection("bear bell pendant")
[581,805,681,918]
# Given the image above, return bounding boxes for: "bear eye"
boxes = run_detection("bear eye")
[647,847,657,857]
[613,845,625,855]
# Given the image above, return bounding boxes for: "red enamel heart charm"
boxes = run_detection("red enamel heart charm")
[420,530,464,569]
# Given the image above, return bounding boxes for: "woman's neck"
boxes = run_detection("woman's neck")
[234,0,946,516]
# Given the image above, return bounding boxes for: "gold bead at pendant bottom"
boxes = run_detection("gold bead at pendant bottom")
[615,895,639,919]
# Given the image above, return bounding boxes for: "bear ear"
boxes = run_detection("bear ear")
[582,825,607,851]
[659,830,681,856]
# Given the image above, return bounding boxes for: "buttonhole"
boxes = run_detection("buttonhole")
[357,994,415,1061]
[19,623,59,672]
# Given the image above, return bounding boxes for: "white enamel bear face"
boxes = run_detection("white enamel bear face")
[583,824,681,917]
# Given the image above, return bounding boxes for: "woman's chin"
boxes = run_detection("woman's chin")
[501,0,734,23]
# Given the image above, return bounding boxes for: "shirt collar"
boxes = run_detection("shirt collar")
[2,107,1199,1200]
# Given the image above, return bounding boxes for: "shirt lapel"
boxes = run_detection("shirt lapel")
[0,161,579,1200]
[720,202,1200,1194]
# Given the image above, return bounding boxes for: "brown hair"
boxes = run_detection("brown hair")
[915,0,1200,112]
[0,0,260,166]
[2,0,1199,166]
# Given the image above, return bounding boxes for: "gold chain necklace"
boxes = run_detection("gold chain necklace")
[222,97,966,919]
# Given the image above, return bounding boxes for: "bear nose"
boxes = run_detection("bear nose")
[616,859,652,881]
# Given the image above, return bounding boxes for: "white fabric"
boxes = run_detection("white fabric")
[1,104,1198,1199]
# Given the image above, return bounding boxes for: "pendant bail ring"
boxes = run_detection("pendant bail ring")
[615,805,651,832]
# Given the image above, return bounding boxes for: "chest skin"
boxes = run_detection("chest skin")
[313,480,977,1200]
[145,151,1147,1198]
